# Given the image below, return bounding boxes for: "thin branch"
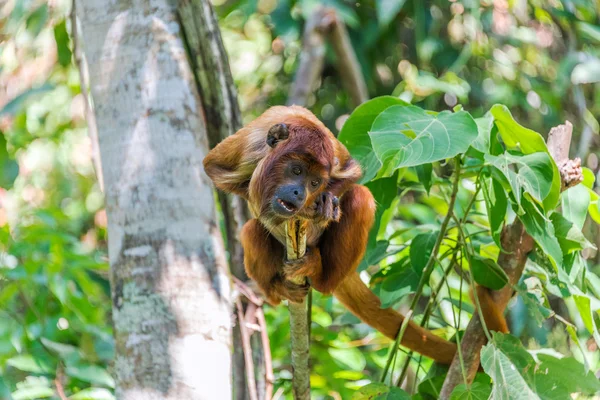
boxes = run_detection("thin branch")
[256,307,275,400]
[237,298,259,400]
[70,0,104,192]
[285,219,311,399]
[439,121,583,399]
[327,12,368,107]
[287,8,332,107]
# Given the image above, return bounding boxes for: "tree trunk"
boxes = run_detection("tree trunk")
[75,1,232,399]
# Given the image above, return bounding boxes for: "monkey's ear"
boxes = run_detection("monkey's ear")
[203,130,255,199]
[266,123,289,148]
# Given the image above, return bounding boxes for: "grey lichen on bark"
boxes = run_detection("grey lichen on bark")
[76,0,232,398]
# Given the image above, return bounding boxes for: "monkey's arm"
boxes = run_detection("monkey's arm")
[314,185,375,293]
[241,219,311,304]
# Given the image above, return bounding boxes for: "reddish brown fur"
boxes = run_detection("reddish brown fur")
[473,286,509,333]
[203,106,466,364]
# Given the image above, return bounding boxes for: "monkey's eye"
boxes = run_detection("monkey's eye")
[311,179,321,188]
[292,166,302,175]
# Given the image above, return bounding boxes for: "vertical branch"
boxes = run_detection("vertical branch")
[285,219,310,399]
[439,121,583,399]
[327,13,368,107]
[287,8,332,107]
[69,0,104,192]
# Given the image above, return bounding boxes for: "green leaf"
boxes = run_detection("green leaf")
[410,231,438,275]
[470,254,508,290]
[379,267,420,307]
[25,5,48,36]
[535,354,600,396]
[450,382,492,400]
[486,152,554,207]
[66,364,115,388]
[471,115,494,154]
[415,163,433,194]
[0,83,55,117]
[490,105,547,154]
[482,176,507,247]
[490,105,561,210]
[329,347,366,371]
[70,388,115,400]
[480,342,538,399]
[561,184,590,230]
[339,96,408,183]
[519,197,562,269]
[550,213,595,255]
[53,20,72,67]
[365,174,399,247]
[369,105,478,174]
[573,295,594,334]
[376,0,407,27]
[12,387,54,400]
[0,132,18,189]
[352,383,411,400]
[6,355,53,374]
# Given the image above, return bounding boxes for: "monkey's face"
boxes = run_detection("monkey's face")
[270,157,327,218]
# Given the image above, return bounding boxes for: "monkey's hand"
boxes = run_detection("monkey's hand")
[283,246,322,282]
[269,277,310,304]
[311,192,341,223]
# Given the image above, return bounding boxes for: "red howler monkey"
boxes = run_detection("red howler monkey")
[203,105,506,365]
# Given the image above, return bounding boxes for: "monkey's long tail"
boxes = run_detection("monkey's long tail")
[333,273,457,365]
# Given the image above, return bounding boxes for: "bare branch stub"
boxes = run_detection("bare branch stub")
[439,121,583,399]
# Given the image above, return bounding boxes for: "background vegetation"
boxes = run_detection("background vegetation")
[0,0,599,398]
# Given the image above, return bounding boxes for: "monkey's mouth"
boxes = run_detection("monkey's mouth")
[272,197,298,216]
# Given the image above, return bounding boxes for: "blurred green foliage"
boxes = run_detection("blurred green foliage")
[0,0,599,399]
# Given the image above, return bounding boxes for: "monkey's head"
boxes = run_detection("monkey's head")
[203,106,362,221]
[250,117,335,220]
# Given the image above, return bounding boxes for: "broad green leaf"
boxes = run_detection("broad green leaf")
[535,354,600,396]
[369,105,478,174]
[0,133,18,189]
[490,105,547,154]
[415,163,432,194]
[550,213,595,255]
[573,295,594,334]
[480,342,538,400]
[470,254,508,290]
[471,115,494,154]
[329,347,366,371]
[379,267,420,307]
[582,167,595,189]
[376,0,407,27]
[410,231,438,275]
[6,354,53,374]
[486,152,553,207]
[519,197,562,269]
[450,382,492,400]
[12,387,54,400]
[490,105,560,210]
[70,388,115,400]
[482,176,507,247]
[53,20,72,67]
[339,96,408,183]
[66,364,115,388]
[365,174,399,247]
[352,383,411,400]
[561,184,590,229]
